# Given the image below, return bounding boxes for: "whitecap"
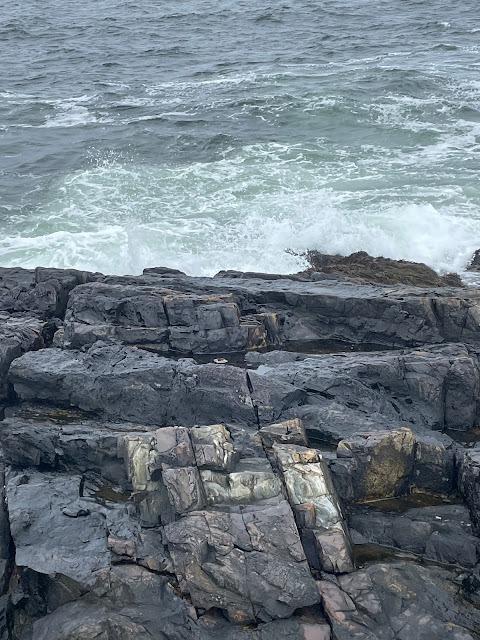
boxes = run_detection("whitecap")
[44,103,97,128]
[2,147,479,279]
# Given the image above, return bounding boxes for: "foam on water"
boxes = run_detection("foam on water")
[2,0,480,279]
[1,146,479,277]
[44,103,98,128]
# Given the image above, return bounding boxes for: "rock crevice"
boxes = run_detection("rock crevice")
[0,264,479,639]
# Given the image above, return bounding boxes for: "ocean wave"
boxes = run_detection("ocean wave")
[44,103,97,128]
[2,149,479,277]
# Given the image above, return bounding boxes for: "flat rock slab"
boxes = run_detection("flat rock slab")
[9,343,258,427]
[11,342,480,440]
[349,503,479,567]
[104,271,480,348]
[249,342,480,438]
[6,472,110,585]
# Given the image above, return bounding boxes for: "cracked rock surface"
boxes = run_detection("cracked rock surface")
[1,265,480,639]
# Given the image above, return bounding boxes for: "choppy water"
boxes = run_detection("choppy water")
[1,0,480,277]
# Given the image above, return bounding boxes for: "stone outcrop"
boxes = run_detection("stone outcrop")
[49,265,480,351]
[0,264,479,639]
[318,562,480,640]
[62,282,280,354]
[350,503,480,567]
[297,249,463,287]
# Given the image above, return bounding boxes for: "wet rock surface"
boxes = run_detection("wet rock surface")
[1,265,480,639]
[297,250,463,287]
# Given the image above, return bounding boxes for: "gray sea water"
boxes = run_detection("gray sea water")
[1,0,480,277]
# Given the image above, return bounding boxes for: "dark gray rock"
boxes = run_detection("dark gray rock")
[0,465,11,640]
[458,447,480,533]
[165,501,319,624]
[412,432,456,494]
[10,342,480,438]
[349,504,479,567]
[9,344,258,427]
[6,472,110,586]
[63,282,170,350]
[0,316,46,401]
[4,265,480,640]
[199,610,331,640]
[21,565,200,640]
[0,267,98,319]
[62,282,281,354]
[0,416,154,486]
[318,561,480,639]
[104,270,480,348]
[250,343,480,437]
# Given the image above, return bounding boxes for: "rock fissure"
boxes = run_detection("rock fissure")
[1,263,480,638]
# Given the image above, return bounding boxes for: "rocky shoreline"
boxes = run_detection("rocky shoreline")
[1,261,480,639]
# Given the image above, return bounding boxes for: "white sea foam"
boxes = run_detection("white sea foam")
[44,103,97,128]
[1,146,479,278]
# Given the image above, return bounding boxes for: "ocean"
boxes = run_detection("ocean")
[1,0,480,278]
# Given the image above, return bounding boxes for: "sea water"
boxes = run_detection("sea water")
[1,0,480,277]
